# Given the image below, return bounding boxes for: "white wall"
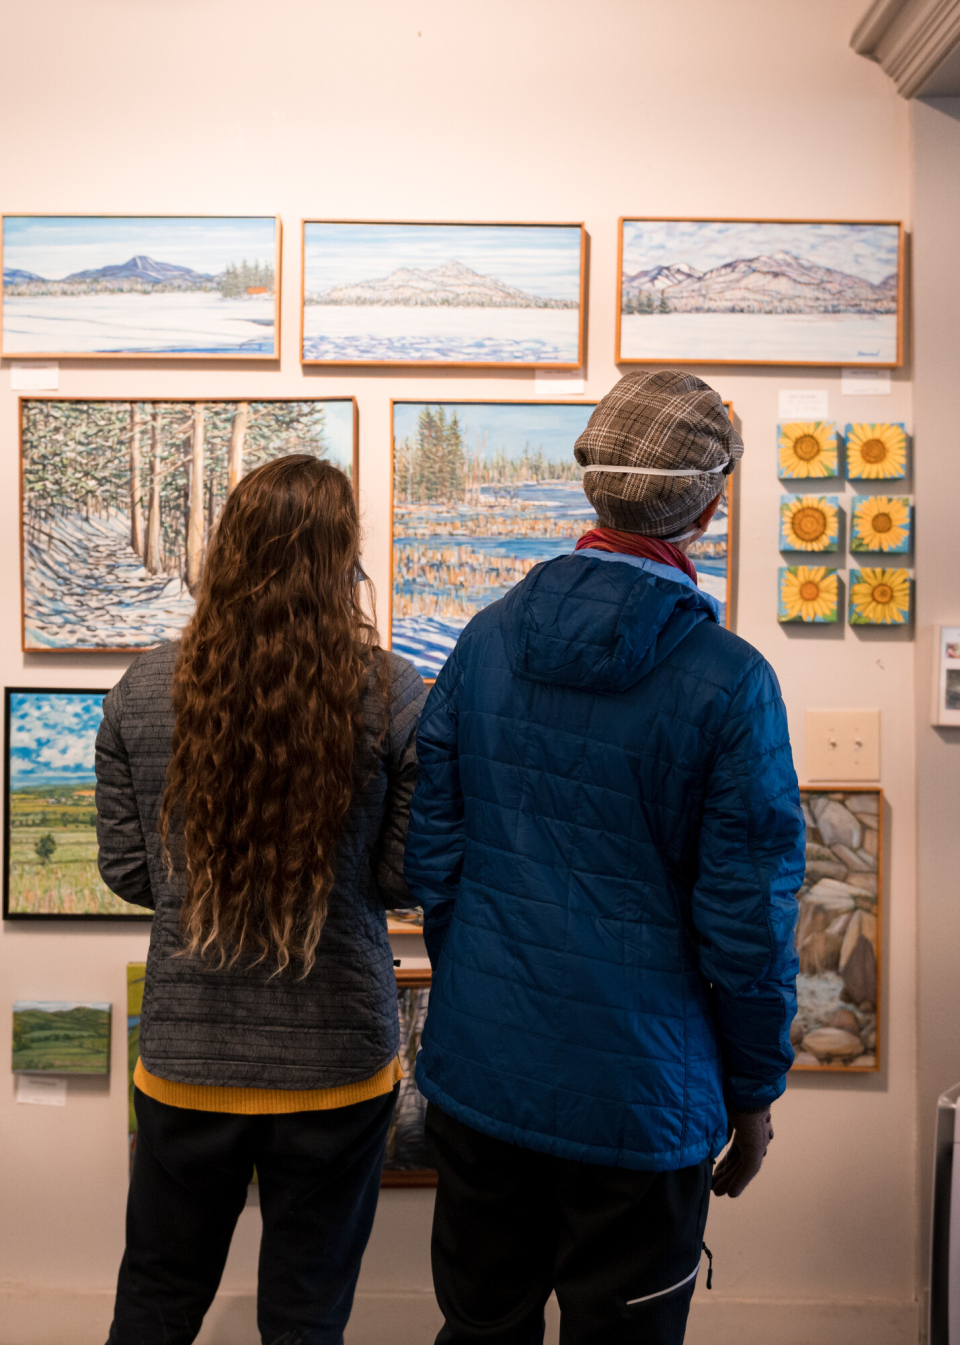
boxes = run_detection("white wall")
[0,3,919,1343]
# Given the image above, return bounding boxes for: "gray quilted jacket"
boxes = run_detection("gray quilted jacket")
[95,641,426,1089]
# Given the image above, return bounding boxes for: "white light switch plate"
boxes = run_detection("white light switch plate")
[805,709,880,781]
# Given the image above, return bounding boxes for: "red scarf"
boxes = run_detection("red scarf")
[574,527,698,584]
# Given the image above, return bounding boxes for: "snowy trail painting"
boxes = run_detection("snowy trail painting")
[21,398,356,651]
[617,219,902,366]
[303,222,584,367]
[2,216,280,357]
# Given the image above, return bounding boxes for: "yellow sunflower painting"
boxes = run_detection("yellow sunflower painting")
[845,423,907,480]
[777,422,838,480]
[849,568,911,625]
[850,495,911,553]
[778,566,838,623]
[780,495,839,552]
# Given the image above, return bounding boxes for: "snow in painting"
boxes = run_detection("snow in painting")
[303,223,582,364]
[22,399,354,650]
[3,216,277,355]
[619,221,900,365]
[391,402,731,679]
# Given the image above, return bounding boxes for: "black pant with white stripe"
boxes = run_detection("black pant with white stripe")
[426,1104,711,1345]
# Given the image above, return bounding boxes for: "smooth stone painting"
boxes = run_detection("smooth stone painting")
[779,495,840,553]
[2,216,279,357]
[13,1001,111,1073]
[618,220,902,366]
[792,791,881,1071]
[849,496,912,554]
[302,222,584,367]
[20,398,356,652]
[848,568,912,625]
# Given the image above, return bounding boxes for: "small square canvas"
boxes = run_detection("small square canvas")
[382,973,434,1187]
[777,423,838,480]
[3,215,280,358]
[848,568,912,625]
[792,789,881,1072]
[778,567,838,623]
[844,423,907,480]
[779,495,840,553]
[13,1000,111,1073]
[849,496,911,553]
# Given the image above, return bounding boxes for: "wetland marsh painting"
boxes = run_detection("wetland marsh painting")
[302,222,584,367]
[21,397,356,651]
[2,216,280,357]
[618,220,902,366]
[3,688,147,919]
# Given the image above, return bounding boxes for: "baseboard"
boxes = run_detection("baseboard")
[0,1288,918,1345]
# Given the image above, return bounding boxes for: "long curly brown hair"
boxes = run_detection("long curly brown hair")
[159,455,381,976]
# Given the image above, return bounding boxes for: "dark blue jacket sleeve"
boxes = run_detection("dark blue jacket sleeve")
[691,655,805,1111]
[403,648,464,968]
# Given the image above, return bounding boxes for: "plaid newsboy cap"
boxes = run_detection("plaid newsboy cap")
[574,370,743,538]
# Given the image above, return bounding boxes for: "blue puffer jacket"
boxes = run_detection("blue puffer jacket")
[404,550,805,1172]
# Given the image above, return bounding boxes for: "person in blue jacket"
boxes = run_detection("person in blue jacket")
[404,369,805,1345]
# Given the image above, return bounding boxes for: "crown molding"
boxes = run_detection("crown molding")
[851,0,960,96]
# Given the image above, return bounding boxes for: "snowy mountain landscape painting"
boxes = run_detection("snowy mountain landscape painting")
[303,222,584,366]
[21,398,356,651]
[2,216,280,356]
[618,220,902,366]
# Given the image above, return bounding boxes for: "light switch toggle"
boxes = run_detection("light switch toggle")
[805,709,880,782]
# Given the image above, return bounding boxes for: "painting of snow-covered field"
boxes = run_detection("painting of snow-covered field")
[303,222,584,367]
[391,401,736,679]
[21,398,356,651]
[618,220,902,366]
[2,216,280,356]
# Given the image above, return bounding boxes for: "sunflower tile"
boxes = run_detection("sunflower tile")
[849,495,911,554]
[848,567,912,625]
[844,423,907,481]
[780,495,841,552]
[778,422,838,481]
[778,566,839,623]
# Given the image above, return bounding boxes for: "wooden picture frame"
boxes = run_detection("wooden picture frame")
[383,969,435,1187]
[2,215,282,360]
[616,218,904,368]
[3,686,152,922]
[792,787,882,1072]
[20,396,358,654]
[388,399,738,683]
[301,219,586,369]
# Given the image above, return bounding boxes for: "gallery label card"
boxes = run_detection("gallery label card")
[778,390,828,419]
[841,368,892,395]
[16,1075,67,1106]
[10,362,58,390]
[534,371,585,396]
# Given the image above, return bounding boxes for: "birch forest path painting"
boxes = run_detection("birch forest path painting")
[22,399,355,650]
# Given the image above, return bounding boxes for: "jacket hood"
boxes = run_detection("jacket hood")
[499,553,717,693]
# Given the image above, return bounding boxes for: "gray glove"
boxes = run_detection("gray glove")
[711,1107,774,1198]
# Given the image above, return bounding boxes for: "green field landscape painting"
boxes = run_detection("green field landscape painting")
[13,1000,111,1073]
[4,688,151,919]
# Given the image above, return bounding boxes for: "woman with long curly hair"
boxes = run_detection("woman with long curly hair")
[96,455,426,1345]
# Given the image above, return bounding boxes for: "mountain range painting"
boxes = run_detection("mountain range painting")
[391,401,735,679]
[2,216,280,356]
[618,220,902,366]
[303,222,584,366]
[21,398,356,651]
[3,688,148,919]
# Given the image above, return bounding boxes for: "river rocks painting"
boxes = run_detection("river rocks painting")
[792,789,882,1071]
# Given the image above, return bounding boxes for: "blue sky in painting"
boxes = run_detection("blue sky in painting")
[4,217,276,279]
[305,224,582,299]
[14,1001,110,1013]
[9,691,104,786]
[621,221,900,285]
[393,401,595,463]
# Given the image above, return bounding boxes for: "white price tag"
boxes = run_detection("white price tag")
[10,362,59,391]
[778,390,828,419]
[16,1074,67,1106]
[841,368,892,395]
[534,371,585,397]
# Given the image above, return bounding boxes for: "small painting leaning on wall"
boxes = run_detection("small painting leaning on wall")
[20,397,358,652]
[792,789,881,1071]
[3,688,151,921]
[382,973,434,1187]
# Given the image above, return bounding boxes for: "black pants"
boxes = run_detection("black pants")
[107,1083,398,1345]
[426,1104,711,1345]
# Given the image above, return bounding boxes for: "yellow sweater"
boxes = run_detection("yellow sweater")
[134,1055,403,1115]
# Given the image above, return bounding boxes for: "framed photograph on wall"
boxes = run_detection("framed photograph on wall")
[20,396,358,653]
[616,219,903,367]
[301,220,585,368]
[932,626,960,726]
[3,687,151,921]
[389,399,738,681]
[792,787,882,1072]
[2,215,281,359]
[382,969,435,1187]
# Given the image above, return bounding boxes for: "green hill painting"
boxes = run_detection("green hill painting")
[13,1000,111,1073]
